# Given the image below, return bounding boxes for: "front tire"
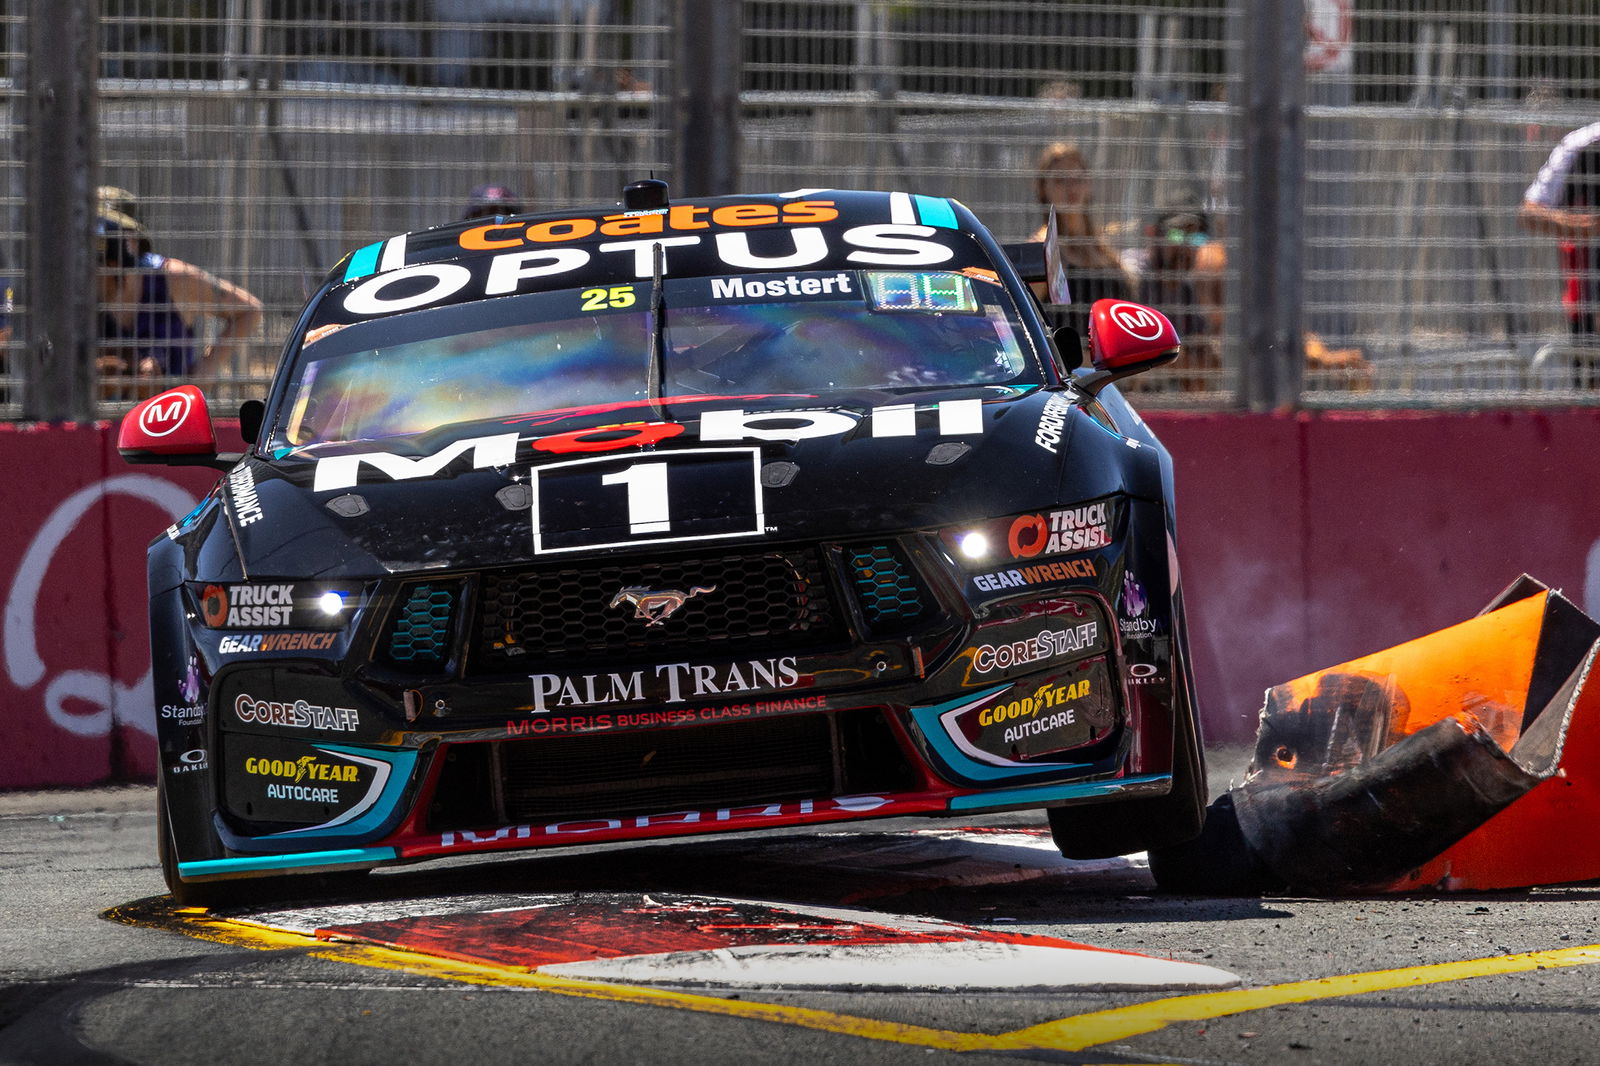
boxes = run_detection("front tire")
[157,787,256,909]
[1046,679,1207,859]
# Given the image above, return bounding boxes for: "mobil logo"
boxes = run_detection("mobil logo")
[1108,302,1165,341]
[137,389,193,438]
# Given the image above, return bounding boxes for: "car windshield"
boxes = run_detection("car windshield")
[273,268,1040,448]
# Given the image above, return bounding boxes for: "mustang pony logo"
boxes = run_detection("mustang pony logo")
[610,585,717,626]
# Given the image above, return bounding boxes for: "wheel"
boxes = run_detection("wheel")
[157,787,257,910]
[1146,792,1284,895]
[157,788,369,908]
[1046,673,1207,860]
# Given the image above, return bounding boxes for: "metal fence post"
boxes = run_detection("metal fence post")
[22,0,98,422]
[673,0,741,197]
[1237,0,1304,411]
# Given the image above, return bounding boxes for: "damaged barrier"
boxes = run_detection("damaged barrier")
[1154,576,1600,894]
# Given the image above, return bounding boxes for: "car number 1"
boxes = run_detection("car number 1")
[530,448,765,553]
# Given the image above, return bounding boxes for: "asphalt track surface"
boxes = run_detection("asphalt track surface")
[3,778,1600,1066]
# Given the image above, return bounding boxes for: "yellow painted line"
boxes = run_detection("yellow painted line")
[106,903,994,1053]
[305,940,1000,1052]
[106,900,1600,1056]
[994,944,1600,1052]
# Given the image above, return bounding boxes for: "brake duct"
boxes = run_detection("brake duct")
[1153,576,1600,894]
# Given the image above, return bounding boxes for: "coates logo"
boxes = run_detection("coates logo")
[1108,302,1165,341]
[137,391,193,438]
[4,475,197,739]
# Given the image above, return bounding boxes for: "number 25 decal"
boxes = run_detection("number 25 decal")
[531,448,764,554]
[580,285,637,311]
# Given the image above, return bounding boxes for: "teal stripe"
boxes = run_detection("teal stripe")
[949,773,1170,811]
[179,846,397,877]
[912,195,958,229]
[343,241,384,282]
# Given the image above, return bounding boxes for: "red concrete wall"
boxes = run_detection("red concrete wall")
[0,424,219,788]
[1,411,1596,787]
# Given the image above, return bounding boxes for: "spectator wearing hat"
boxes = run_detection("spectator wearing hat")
[463,183,524,221]
[96,202,263,380]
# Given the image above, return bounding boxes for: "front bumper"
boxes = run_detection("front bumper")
[159,514,1186,883]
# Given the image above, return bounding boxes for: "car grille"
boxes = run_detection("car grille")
[427,708,920,830]
[474,547,846,670]
[843,541,931,633]
[384,582,459,666]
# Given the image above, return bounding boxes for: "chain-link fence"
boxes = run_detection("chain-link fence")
[6,1,1600,420]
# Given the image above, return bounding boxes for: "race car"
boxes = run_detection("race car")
[119,181,1206,905]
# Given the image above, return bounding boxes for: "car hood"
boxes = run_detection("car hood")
[226,389,1156,578]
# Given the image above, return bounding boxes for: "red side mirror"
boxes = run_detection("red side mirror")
[118,385,223,466]
[1087,299,1181,374]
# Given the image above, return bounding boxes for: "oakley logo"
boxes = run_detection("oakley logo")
[610,585,717,627]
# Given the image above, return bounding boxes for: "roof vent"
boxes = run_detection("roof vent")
[622,178,669,210]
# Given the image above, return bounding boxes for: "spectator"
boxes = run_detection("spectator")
[1030,142,1133,340]
[463,183,525,221]
[1126,206,1370,391]
[1520,119,1600,383]
[96,204,263,382]
[1130,207,1223,385]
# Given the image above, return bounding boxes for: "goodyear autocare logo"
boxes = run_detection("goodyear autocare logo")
[1007,501,1111,559]
[244,754,360,784]
[977,678,1090,743]
[244,753,360,803]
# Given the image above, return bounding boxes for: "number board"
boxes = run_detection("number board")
[530,447,765,554]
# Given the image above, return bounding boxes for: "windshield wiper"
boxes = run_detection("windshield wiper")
[646,241,665,418]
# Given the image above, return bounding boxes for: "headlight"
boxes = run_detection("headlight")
[190,582,365,629]
[936,497,1118,574]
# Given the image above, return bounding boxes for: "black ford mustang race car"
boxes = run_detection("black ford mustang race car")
[120,182,1205,904]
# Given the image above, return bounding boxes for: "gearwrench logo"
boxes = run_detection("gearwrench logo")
[3,475,196,737]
